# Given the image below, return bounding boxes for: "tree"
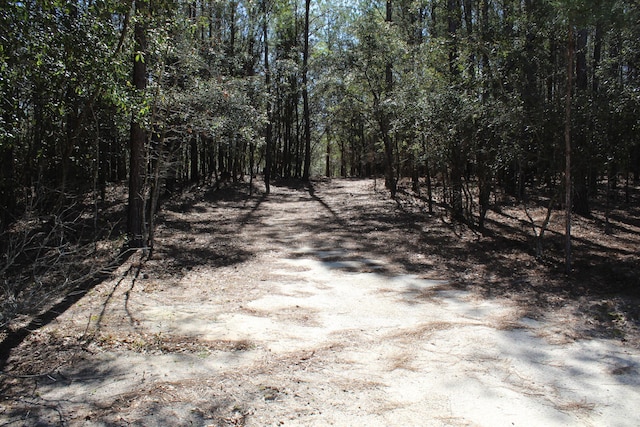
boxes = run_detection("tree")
[565,23,574,275]
[128,0,149,249]
[1,0,639,286]
[301,0,312,181]
[446,0,463,218]
[381,0,396,197]
[263,0,273,194]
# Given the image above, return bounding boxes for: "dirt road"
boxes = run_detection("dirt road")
[2,179,639,426]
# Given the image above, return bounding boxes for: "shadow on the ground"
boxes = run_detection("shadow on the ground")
[150,178,640,338]
[0,249,135,370]
[256,179,639,339]
[1,359,235,426]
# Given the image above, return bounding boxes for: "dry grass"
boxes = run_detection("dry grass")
[93,331,256,354]
[387,352,418,371]
[554,399,596,413]
[385,321,459,342]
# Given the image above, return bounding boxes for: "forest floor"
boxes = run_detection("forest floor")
[1,178,640,426]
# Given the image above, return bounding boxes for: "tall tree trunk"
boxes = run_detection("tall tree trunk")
[301,0,312,181]
[573,28,590,216]
[148,129,166,258]
[61,93,79,198]
[128,0,148,248]
[60,2,80,198]
[0,77,16,227]
[477,0,491,230]
[593,21,602,94]
[228,1,237,74]
[98,124,107,200]
[0,144,15,229]
[295,96,302,178]
[325,127,331,177]
[340,140,346,177]
[190,135,199,183]
[263,0,272,194]
[565,24,574,275]
[462,0,474,82]
[448,0,463,219]
[249,140,255,195]
[425,156,434,214]
[383,0,397,197]
[521,0,539,200]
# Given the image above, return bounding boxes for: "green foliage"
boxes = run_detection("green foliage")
[1,0,638,221]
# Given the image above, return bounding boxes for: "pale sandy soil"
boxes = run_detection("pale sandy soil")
[1,179,639,426]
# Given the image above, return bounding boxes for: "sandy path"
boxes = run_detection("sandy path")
[2,180,639,426]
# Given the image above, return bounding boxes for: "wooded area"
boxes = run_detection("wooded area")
[1,0,639,338]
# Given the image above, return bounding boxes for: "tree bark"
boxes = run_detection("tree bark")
[302,0,312,181]
[477,0,491,230]
[573,28,590,216]
[263,0,272,194]
[448,0,463,219]
[383,0,397,197]
[0,143,15,228]
[565,24,574,275]
[128,0,148,248]
[190,135,199,183]
[325,127,331,178]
